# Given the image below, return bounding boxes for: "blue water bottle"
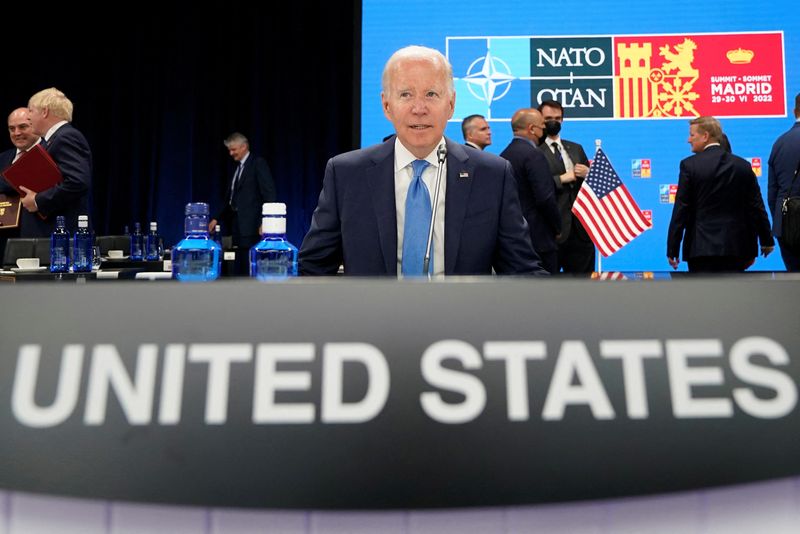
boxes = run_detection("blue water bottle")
[49,215,70,273]
[145,221,162,260]
[130,222,144,260]
[72,215,93,272]
[250,202,298,280]
[171,202,221,281]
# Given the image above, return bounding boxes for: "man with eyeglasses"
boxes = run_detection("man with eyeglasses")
[500,108,561,274]
[537,99,594,274]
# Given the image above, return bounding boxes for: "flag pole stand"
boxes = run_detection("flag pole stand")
[594,139,603,274]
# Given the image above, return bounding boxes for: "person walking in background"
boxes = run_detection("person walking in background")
[500,108,561,274]
[22,88,92,236]
[668,116,773,272]
[767,93,800,271]
[210,132,276,275]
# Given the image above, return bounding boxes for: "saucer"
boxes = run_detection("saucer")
[11,266,48,273]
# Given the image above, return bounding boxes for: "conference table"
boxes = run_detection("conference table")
[1,275,797,512]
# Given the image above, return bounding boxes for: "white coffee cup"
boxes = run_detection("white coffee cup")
[16,257,40,269]
[108,250,124,259]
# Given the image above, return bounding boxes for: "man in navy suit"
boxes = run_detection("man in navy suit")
[24,88,92,236]
[500,108,561,273]
[210,132,276,274]
[0,108,41,254]
[536,100,595,274]
[299,45,544,276]
[767,93,800,271]
[668,116,773,272]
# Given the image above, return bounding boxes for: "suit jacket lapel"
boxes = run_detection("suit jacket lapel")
[444,139,473,274]
[45,124,67,149]
[367,143,398,275]
[564,141,586,166]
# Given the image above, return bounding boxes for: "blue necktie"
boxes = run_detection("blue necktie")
[402,159,432,276]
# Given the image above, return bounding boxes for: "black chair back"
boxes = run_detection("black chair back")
[96,235,131,255]
[2,237,51,267]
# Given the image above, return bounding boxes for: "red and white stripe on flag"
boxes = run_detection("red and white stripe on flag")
[571,148,652,257]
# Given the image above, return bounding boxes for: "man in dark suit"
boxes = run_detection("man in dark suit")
[24,88,92,236]
[668,116,774,272]
[500,108,561,273]
[461,114,491,150]
[210,132,276,274]
[0,108,41,255]
[767,93,800,271]
[299,45,544,277]
[536,99,595,274]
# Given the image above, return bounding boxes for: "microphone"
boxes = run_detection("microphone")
[423,143,447,277]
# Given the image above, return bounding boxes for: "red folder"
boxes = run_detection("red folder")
[1,144,63,195]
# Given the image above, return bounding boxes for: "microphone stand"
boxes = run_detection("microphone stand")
[423,143,447,278]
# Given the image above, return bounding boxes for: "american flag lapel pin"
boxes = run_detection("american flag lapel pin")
[459,170,469,179]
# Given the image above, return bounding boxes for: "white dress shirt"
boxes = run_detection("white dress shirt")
[545,136,574,173]
[44,120,68,143]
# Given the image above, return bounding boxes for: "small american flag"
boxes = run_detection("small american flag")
[572,148,652,257]
[591,271,628,280]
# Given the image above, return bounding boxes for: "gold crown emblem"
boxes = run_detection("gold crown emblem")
[726,48,754,64]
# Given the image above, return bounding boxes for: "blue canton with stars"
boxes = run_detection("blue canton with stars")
[586,149,623,198]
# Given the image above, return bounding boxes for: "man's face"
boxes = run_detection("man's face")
[382,58,455,159]
[467,118,492,149]
[540,105,563,124]
[228,142,248,162]
[27,105,47,137]
[529,115,546,141]
[8,110,37,150]
[687,124,709,153]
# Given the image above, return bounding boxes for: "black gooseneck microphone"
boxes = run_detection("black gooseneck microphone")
[423,143,448,277]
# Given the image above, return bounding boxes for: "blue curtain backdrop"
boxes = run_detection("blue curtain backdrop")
[0,5,360,248]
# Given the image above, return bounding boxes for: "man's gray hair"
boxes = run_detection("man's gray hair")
[381,45,454,95]
[224,132,248,147]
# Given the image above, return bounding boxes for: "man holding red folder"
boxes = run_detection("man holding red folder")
[17,87,92,236]
[0,108,40,251]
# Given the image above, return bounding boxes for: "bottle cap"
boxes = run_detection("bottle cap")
[186,202,210,216]
[262,202,286,216]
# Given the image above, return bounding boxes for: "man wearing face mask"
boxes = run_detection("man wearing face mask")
[500,108,561,273]
[537,99,594,274]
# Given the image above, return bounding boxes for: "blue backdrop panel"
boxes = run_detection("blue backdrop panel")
[362,0,799,271]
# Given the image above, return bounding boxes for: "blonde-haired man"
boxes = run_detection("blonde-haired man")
[667,116,773,272]
[21,87,92,236]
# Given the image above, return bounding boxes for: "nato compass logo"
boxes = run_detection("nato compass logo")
[448,36,615,121]
[462,50,515,108]
[449,37,529,120]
